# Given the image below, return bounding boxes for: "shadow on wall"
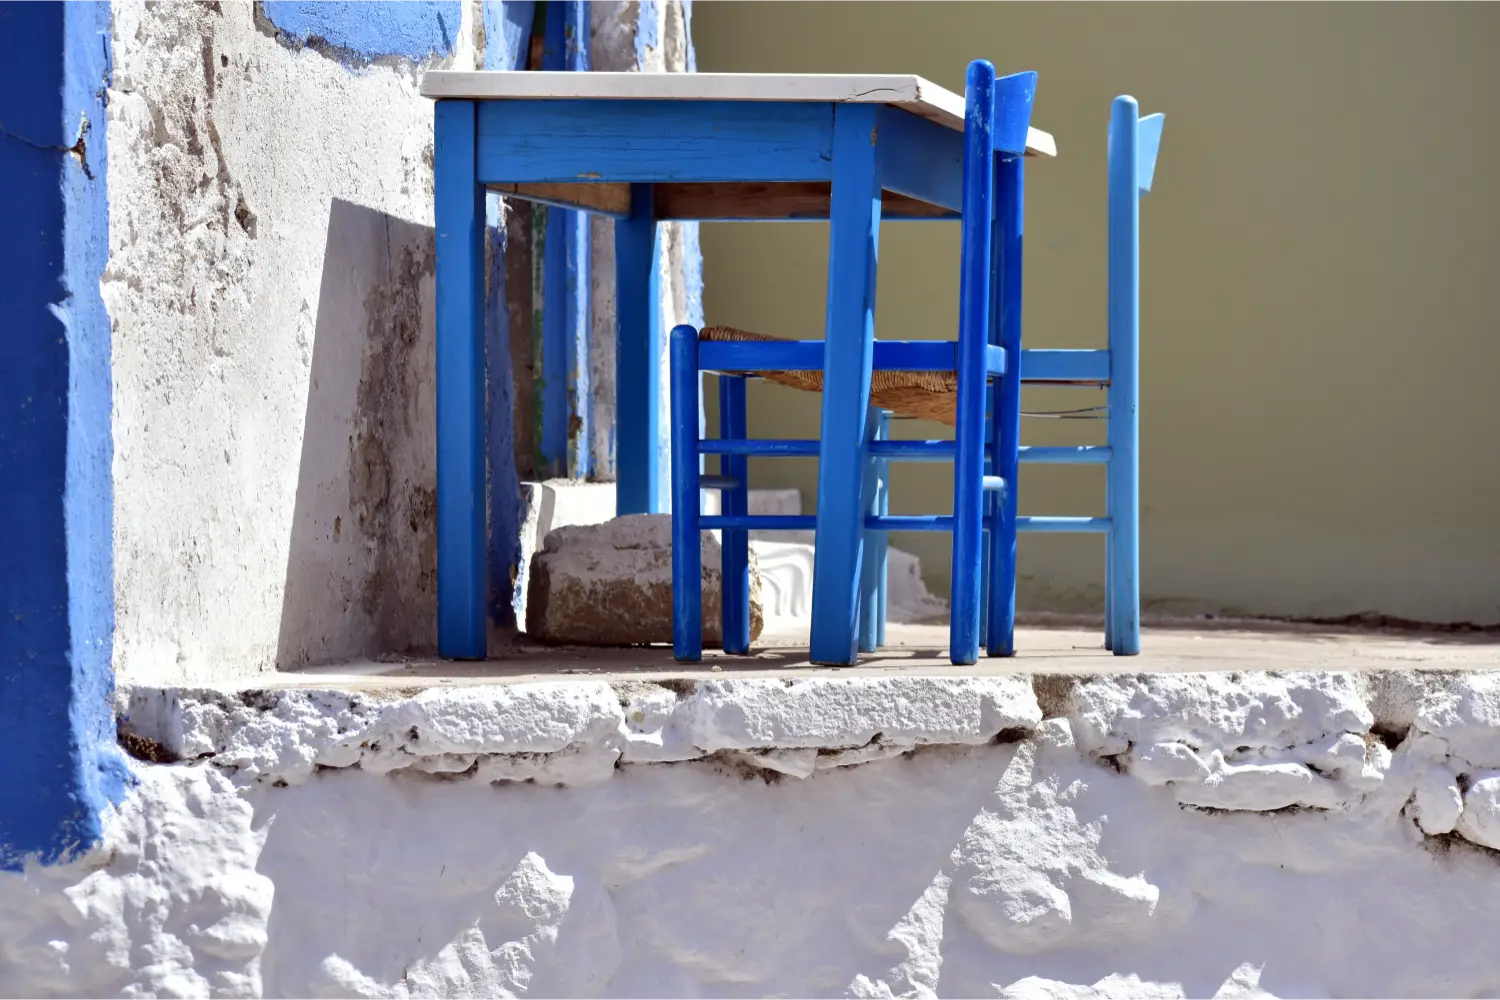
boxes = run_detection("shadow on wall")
[276,198,439,669]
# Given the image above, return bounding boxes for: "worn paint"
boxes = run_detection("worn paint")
[484,1,533,632]
[0,0,131,869]
[260,1,461,65]
[537,1,593,481]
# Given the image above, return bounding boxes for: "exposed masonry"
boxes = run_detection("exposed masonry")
[120,670,1500,847]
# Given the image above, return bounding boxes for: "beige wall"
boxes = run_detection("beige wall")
[693,2,1500,624]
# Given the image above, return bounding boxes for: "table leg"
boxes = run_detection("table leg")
[435,100,487,659]
[810,104,882,666]
[616,183,663,516]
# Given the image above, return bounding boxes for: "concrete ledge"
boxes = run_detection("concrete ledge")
[118,661,1500,838]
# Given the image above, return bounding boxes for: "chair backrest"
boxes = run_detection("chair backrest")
[957,62,1038,359]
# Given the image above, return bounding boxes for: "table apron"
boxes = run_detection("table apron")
[474,99,837,184]
[466,99,965,211]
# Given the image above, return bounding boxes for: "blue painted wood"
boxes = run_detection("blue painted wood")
[476,100,836,184]
[262,1,461,64]
[991,71,1039,156]
[1108,96,1144,655]
[1137,113,1165,194]
[719,376,751,654]
[1020,516,1112,533]
[809,103,883,666]
[869,439,956,461]
[1020,349,1110,383]
[482,1,534,72]
[951,59,998,667]
[0,0,131,869]
[701,515,996,533]
[669,325,703,661]
[703,515,815,531]
[700,439,820,457]
[654,207,962,223]
[539,207,568,475]
[1020,445,1113,464]
[858,408,890,653]
[615,184,661,515]
[875,107,964,212]
[434,100,488,659]
[988,153,1025,657]
[876,516,984,532]
[698,339,1003,374]
[875,412,890,648]
[537,0,592,480]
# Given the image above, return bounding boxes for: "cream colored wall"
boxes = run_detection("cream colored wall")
[693,2,1500,624]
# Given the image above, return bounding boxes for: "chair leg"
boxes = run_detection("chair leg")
[719,375,751,655]
[669,325,703,662]
[876,425,889,649]
[1107,97,1142,656]
[809,104,882,667]
[951,61,998,667]
[859,407,889,654]
[1104,472,1115,652]
[988,154,1024,659]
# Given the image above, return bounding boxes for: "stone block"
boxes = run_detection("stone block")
[525,514,763,646]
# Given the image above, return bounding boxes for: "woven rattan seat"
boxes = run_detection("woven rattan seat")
[700,326,960,426]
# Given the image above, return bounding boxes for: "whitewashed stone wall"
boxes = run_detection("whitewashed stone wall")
[5,670,1500,997]
[103,0,696,683]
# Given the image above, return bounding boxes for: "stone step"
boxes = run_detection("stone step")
[515,480,949,633]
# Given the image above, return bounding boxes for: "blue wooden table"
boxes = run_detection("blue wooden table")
[421,71,1055,660]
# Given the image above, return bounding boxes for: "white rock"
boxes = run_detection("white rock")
[1069,672,1372,758]
[1455,771,1500,849]
[678,676,1040,752]
[1175,754,1341,812]
[954,865,1073,955]
[1068,869,1161,942]
[1410,766,1464,835]
[1130,742,1212,787]
[1414,676,1500,768]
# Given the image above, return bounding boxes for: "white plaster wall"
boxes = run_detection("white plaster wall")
[105,1,700,684]
[104,0,474,684]
[9,671,1500,997]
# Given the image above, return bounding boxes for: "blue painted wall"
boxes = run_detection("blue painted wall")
[262,1,461,64]
[0,0,131,870]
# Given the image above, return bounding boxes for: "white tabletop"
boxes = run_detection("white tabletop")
[421,71,1056,157]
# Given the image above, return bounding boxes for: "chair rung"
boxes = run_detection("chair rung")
[700,439,820,456]
[1019,446,1113,464]
[1018,516,1111,533]
[1020,349,1110,384]
[698,474,741,491]
[702,514,815,531]
[699,514,999,534]
[982,476,1006,492]
[698,340,1007,375]
[869,440,954,461]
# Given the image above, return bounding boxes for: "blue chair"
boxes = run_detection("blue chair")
[866,95,1165,657]
[668,61,1035,666]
